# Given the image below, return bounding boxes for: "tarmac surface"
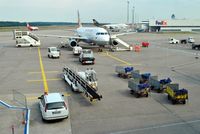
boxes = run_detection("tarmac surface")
[0,30,200,134]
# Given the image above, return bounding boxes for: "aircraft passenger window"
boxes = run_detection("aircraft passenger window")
[101,33,104,35]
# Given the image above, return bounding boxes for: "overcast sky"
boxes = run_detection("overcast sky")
[0,0,200,23]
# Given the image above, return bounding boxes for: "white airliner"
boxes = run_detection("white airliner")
[27,23,39,31]
[40,11,132,48]
[93,19,129,32]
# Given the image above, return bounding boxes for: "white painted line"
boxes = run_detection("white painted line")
[110,119,200,134]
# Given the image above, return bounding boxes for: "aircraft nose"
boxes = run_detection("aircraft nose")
[96,35,110,45]
[96,36,108,41]
[100,35,110,42]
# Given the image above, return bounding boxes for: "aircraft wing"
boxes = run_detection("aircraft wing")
[37,34,88,40]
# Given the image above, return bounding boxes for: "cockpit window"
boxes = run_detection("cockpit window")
[96,32,108,35]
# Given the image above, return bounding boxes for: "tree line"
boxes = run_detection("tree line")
[0,21,78,27]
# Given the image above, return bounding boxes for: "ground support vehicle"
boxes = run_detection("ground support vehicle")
[73,46,82,55]
[62,66,102,101]
[188,37,195,43]
[115,66,134,79]
[140,73,151,83]
[169,38,179,44]
[13,30,41,47]
[79,49,95,65]
[149,76,172,93]
[48,47,60,58]
[192,44,200,50]
[165,84,188,104]
[180,37,195,44]
[128,79,149,98]
[131,70,151,84]
[180,39,187,44]
[142,42,149,47]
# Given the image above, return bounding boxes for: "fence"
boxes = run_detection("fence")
[0,90,30,134]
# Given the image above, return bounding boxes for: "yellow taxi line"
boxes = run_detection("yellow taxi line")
[38,47,49,93]
[102,52,141,66]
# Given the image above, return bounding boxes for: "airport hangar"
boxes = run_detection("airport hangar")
[144,19,200,32]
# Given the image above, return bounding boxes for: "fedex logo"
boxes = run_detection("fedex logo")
[155,20,167,26]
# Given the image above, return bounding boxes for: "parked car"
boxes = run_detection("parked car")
[38,93,69,121]
[169,38,179,44]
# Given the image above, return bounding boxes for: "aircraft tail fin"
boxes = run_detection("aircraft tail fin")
[77,10,82,28]
[26,23,30,27]
[92,19,101,27]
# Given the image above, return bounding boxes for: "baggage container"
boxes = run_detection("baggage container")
[115,66,134,78]
[165,84,188,104]
[128,79,149,98]
[149,76,172,93]
[142,42,149,47]
[131,70,151,84]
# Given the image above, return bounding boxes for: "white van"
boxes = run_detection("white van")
[48,47,60,58]
[73,46,82,55]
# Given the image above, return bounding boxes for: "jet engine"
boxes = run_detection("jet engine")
[68,39,77,47]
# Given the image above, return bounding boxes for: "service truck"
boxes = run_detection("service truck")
[63,67,98,92]
[169,38,179,44]
[180,37,195,44]
[79,49,95,65]
[62,66,102,101]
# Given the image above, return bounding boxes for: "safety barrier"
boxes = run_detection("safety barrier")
[0,100,30,134]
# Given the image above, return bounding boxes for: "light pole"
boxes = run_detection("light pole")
[132,6,135,26]
[127,0,130,24]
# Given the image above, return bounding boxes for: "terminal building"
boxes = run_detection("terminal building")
[148,19,200,32]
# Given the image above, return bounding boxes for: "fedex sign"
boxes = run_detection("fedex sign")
[155,20,167,26]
